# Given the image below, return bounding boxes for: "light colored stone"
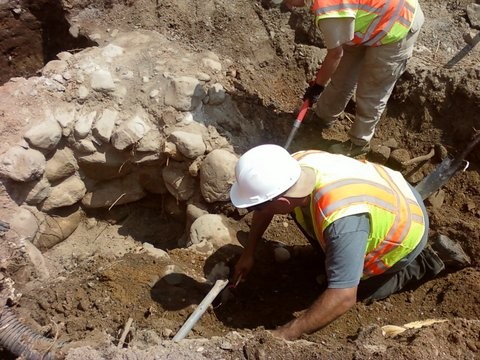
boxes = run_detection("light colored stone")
[136,128,163,153]
[9,206,40,242]
[42,60,68,77]
[56,51,73,61]
[189,213,235,248]
[170,131,206,159]
[45,148,78,182]
[25,178,51,205]
[466,3,480,29]
[74,111,97,139]
[42,175,87,211]
[72,138,97,154]
[200,149,237,203]
[91,69,116,92]
[69,24,79,38]
[162,164,196,201]
[201,58,222,73]
[22,239,50,281]
[93,108,118,142]
[77,146,126,166]
[164,76,206,111]
[78,85,90,99]
[81,173,146,208]
[34,208,84,251]
[111,114,150,150]
[142,243,169,259]
[23,120,62,151]
[54,103,76,134]
[0,146,46,182]
[101,44,124,58]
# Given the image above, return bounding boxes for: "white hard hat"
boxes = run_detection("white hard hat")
[230,144,302,208]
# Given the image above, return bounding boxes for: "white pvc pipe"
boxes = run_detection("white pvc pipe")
[172,279,229,342]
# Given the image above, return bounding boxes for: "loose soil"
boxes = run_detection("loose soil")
[1,0,480,359]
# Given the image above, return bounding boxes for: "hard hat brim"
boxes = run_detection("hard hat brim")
[282,166,316,198]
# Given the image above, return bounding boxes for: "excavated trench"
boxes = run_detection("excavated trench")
[0,0,95,85]
[1,1,480,359]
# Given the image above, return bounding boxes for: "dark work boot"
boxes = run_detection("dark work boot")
[328,140,371,157]
[421,245,446,277]
[431,234,471,269]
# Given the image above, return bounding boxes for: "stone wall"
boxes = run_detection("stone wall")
[0,30,255,262]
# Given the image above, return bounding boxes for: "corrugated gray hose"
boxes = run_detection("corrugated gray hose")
[0,307,65,360]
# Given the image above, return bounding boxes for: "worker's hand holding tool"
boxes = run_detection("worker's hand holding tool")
[302,82,324,105]
[232,253,254,287]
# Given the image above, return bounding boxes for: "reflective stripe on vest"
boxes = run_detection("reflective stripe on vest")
[311,0,417,46]
[292,150,425,278]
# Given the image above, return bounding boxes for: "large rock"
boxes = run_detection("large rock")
[200,149,237,203]
[164,76,206,111]
[111,114,151,150]
[42,175,87,211]
[74,111,97,139]
[45,147,78,182]
[162,163,196,201]
[0,146,46,182]
[23,120,62,151]
[9,206,41,242]
[54,103,76,137]
[25,178,51,205]
[34,207,84,251]
[90,69,116,92]
[170,131,206,159]
[81,173,146,208]
[189,214,236,248]
[93,108,118,143]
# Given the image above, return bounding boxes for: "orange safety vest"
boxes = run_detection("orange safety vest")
[311,0,418,46]
[292,150,425,278]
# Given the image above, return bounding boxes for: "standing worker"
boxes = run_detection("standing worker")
[230,144,470,340]
[283,0,424,157]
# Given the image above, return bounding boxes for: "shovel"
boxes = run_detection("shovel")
[284,99,310,150]
[415,132,480,200]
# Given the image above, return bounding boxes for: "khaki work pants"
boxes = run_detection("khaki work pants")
[315,27,422,145]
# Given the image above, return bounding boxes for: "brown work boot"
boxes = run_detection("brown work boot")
[431,234,471,269]
[328,139,370,157]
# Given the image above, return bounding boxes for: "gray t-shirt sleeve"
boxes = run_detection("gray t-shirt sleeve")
[318,18,355,49]
[324,213,370,289]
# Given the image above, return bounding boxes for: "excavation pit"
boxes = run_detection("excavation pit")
[0,1,480,359]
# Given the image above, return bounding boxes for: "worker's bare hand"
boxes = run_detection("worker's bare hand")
[271,324,301,341]
[232,253,254,286]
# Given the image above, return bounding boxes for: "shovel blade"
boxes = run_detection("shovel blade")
[415,157,457,200]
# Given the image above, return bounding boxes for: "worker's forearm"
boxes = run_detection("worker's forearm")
[276,287,356,339]
[243,211,274,255]
[314,48,342,86]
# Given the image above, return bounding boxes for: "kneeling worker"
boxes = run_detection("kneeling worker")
[229,144,470,340]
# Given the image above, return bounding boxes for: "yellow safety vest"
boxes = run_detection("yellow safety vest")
[311,0,418,46]
[292,150,425,278]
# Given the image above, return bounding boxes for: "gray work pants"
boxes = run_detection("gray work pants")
[314,18,423,145]
[357,185,444,302]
